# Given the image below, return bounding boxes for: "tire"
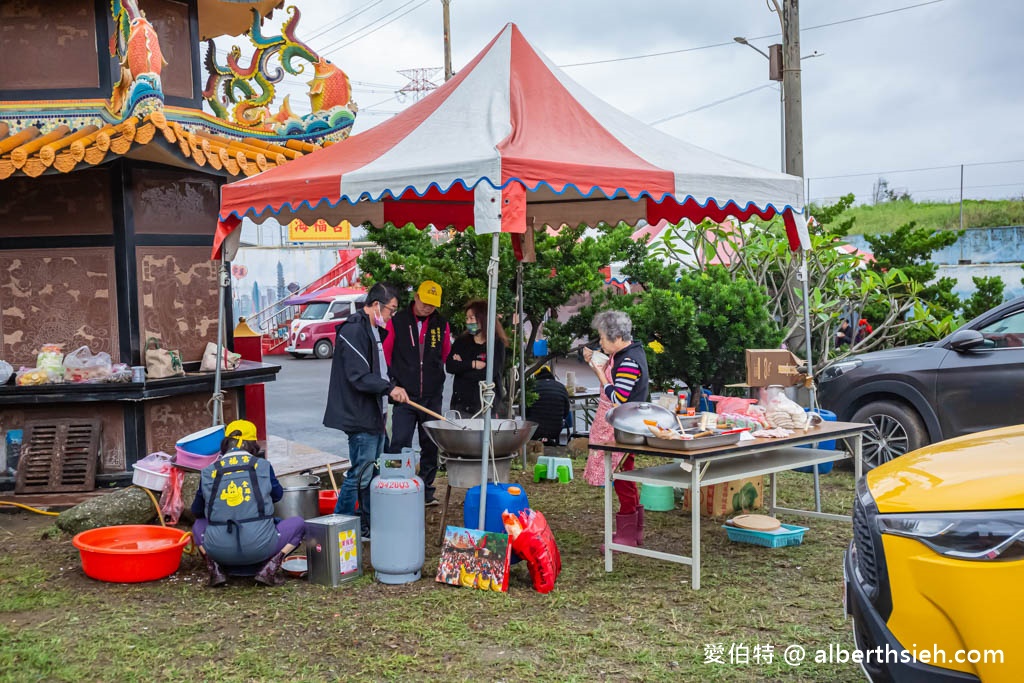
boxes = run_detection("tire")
[289,352,305,360]
[313,339,333,360]
[850,400,928,470]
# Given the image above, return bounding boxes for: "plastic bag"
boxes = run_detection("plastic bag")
[106,363,132,383]
[503,508,561,594]
[136,451,173,474]
[62,345,113,383]
[160,466,185,525]
[15,366,55,386]
[761,386,809,430]
[36,344,64,378]
[0,360,12,385]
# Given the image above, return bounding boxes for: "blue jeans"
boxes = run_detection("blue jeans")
[335,431,385,516]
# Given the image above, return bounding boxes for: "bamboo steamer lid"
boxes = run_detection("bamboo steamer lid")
[731,514,782,531]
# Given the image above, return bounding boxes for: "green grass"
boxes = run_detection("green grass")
[842,198,1024,235]
[0,459,866,682]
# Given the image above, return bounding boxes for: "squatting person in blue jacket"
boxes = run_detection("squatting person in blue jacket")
[191,420,306,587]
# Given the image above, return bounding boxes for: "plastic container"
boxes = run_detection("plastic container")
[174,446,219,470]
[464,482,530,535]
[723,523,808,548]
[175,425,226,456]
[131,462,170,491]
[640,484,675,512]
[532,339,549,357]
[72,525,192,582]
[795,408,837,474]
[318,490,338,515]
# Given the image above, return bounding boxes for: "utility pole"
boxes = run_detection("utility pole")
[441,0,453,81]
[782,0,803,179]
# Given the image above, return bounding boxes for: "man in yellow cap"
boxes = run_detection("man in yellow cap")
[382,280,451,506]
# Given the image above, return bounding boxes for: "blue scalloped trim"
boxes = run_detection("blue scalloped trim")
[219,175,800,223]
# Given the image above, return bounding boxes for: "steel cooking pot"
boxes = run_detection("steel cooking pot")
[422,418,538,457]
[605,402,677,444]
[274,473,320,519]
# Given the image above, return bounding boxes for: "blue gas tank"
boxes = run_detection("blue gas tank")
[463,482,530,535]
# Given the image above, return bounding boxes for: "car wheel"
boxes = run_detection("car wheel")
[851,400,927,470]
[313,340,333,359]
[289,352,305,360]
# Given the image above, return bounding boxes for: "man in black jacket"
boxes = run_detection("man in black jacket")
[382,280,451,506]
[526,366,571,445]
[324,283,408,522]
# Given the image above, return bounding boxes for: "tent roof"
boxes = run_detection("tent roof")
[215,23,807,257]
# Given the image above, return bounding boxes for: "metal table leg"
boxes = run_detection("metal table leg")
[603,450,613,572]
[691,454,701,590]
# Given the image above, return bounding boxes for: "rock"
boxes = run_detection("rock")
[56,486,158,535]
[525,440,546,465]
[177,472,202,525]
[567,437,590,458]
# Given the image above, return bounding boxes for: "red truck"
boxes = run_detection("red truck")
[285,291,365,359]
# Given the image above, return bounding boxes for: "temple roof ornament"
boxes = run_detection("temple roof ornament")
[0,2,354,180]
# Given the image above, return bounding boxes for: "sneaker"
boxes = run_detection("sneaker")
[424,498,440,507]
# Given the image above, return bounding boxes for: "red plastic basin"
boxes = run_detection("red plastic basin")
[318,490,338,515]
[72,525,192,583]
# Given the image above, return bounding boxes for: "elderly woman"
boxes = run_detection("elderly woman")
[582,310,651,549]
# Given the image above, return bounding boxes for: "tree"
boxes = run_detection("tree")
[962,276,1005,320]
[863,221,963,342]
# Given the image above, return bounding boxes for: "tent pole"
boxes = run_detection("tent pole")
[517,262,527,468]
[478,233,500,530]
[212,258,228,427]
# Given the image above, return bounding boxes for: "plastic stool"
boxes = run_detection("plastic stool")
[533,463,548,482]
[556,465,571,484]
[537,456,573,482]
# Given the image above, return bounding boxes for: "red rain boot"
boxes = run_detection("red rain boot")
[635,506,645,546]
[600,510,640,554]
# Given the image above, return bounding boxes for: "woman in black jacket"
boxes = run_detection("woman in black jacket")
[446,299,507,417]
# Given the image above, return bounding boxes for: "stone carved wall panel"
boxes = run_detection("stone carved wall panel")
[0,248,119,366]
[137,247,219,362]
[0,404,126,473]
[145,391,238,455]
[131,167,220,234]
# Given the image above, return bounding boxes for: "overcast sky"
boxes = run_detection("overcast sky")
[217,0,1024,206]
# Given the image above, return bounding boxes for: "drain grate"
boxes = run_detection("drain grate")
[15,419,101,494]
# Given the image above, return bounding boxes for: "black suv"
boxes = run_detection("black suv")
[818,296,1024,469]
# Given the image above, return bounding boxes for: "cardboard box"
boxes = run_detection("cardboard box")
[680,476,764,518]
[745,349,806,387]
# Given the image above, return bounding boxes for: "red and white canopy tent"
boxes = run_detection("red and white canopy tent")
[213,23,808,529]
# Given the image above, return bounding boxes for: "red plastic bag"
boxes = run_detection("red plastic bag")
[503,508,561,594]
[159,466,185,525]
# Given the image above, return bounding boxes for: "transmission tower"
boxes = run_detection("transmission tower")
[396,67,443,102]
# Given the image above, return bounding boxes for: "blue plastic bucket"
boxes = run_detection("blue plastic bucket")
[533,339,549,357]
[795,408,837,473]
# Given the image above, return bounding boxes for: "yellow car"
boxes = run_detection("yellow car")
[845,425,1024,682]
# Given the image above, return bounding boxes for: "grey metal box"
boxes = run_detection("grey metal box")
[305,514,362,587]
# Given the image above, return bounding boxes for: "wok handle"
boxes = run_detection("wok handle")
[407,399,462,427]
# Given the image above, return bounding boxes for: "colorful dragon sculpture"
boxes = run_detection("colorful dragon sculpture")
[203,6,355,138]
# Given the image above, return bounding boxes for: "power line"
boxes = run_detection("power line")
[327,0,434,55]
[648,84,776,125]
[303,1,387,43]
[559,0,949,68]
[811,159,1024,181]
[317,0,429,57]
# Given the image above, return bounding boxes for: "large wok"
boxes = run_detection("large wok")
[422,418,538,457]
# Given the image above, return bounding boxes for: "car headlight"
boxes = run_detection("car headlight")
[878,511,1024,561]
[818,359,862,383]
[299,332,307,341]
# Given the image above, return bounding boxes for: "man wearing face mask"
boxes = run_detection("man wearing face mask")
[382,281,452,507]
[324,282,409,535]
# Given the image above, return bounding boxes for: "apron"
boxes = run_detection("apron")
[583,364,629,486]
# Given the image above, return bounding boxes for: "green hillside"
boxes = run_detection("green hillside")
[838,199,1024,236]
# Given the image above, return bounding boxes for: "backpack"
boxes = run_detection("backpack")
[200,451,278,565]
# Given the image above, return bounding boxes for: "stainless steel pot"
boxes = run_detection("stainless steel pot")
[274,473,320,520]
[605,402,677,444]
[422,418,538,457]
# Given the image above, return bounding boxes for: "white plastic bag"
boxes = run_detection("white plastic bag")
[62,345,113,383]
[0,360,12,385]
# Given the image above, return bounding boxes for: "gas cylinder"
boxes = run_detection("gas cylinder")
[370,448,424,584]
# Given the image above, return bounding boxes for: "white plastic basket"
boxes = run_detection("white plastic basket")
[132,463,170,491]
